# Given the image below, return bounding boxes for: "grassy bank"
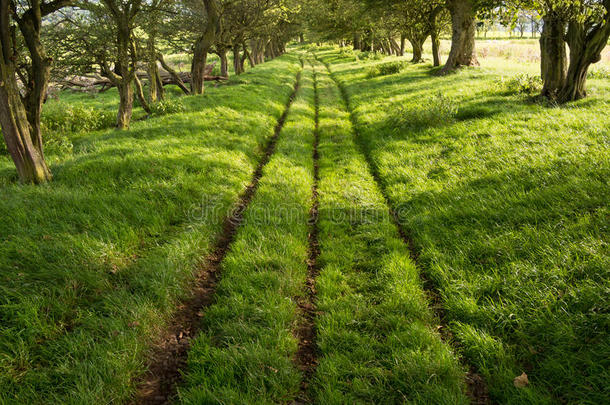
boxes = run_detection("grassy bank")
[316,47,610,403]
[0,54,301,403]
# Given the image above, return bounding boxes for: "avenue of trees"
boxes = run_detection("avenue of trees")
[1,0,609,183]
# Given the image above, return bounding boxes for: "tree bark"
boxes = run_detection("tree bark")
[191,0,219,94]
[559,3,610,102]
[147,34,163,102]
[218,48,229,77]
[540,12,567,99]
[441,0,479,74]
[233,43,242,75]
[157,53,190,95]
[116,79,134,129]
[0,68,52,183]
[133,74,150,114]
[353,33,361,50]
[409,38,424,63]
[431,29,441,66]
[400,33,406,56]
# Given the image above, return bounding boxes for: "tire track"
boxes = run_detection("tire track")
[134,67,303,405]
[319,57,491,405]
[292,60,321,405]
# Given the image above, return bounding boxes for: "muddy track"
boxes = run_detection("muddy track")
[319,59,491,405]
[293,61,321,405]
[134,67,303,405]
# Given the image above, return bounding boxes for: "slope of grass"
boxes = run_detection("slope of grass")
[310,60,467,404]
[317,47,610,404]
[178,60,315,404]
[0,54,301,404]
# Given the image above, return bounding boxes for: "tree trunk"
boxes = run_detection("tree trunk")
[133,74,151,114]
[233,43,242,75]
[409,38,424,63]
[117,79,134,129]
[400,34,406,56]
[559,6,610,103]
[353,33,361,50]
[218,48,229,77]
[540,13,567,99]
[441,0,479,74]
[431,30,441,67]
[0,72,52,183]
[191,0,219,94]
[299,33,304,43]
[147,34,163,102]
[157,53,190,95]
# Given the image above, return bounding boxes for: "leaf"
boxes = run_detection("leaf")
[514,372,529,388]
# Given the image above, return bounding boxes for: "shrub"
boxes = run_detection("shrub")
[389,92,458,130]
[497,73,542,95]
[359,51,383,61]
[366,61,406,78]
[588,67,610,79]
[42,102,115,133]
[150,99,186,116]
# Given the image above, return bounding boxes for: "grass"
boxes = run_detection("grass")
[177,60,315,403]
[310,59,467,404]
[316,47,610,404]
[0,54,301,403]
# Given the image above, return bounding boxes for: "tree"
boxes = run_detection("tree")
[441,0,480,73]
[520,0,610,101]
[0,0,72,183]
[190,0,219,94]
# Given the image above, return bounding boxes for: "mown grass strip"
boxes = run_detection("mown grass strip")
[136,67,303,405]
[319,56,491,404]
[177,63,316,404]
[315,47,610,404]
[0,55,301,404]
[311,59,468,404]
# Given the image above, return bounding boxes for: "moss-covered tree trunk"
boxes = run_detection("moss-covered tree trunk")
[559,3,610,103]
[540,13,567,99]
[0,70,52,183]
[441,0,479,74]
[0,0,54,183]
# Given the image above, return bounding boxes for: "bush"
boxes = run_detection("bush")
[366,61,406,78]
[389,92,459,130]
[358,51,383,61]
[497,73,542,95]
[588,67,610,79]
[42,102,115,133]
[150,99,186,116]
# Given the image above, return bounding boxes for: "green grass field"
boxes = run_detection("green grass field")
[0,43,608,404]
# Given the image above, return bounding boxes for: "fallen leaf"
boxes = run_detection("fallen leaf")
[514,372,529,388]
[128,321,140,328]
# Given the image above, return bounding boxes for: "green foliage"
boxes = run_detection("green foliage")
[359,50,383,61]
[150,99,187,116]
[41,102,116,134]
[588,66,610,79]
[496,73,543,95]
[366,61,407,78]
